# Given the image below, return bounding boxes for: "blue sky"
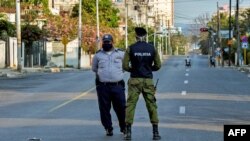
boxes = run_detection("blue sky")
[174,0,250,25]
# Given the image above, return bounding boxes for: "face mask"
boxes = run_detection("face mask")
[102,44,113,51]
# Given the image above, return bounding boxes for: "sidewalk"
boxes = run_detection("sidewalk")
[216,64,250,78]
[0,67,91,79]
[0,68,24,78]
[234,65,250,74]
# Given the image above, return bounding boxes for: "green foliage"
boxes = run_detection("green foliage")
[171,33,188,55]
[21,24,44,54]
[0,19,16,40]
[41,0,50,14]
[0,13,7,20]
[44,15,78,40]
[99,0,120,27]
[71,0,120,28]
[200,13,235,55]
[127,20,137,45]
[24,0,43,5]
[116,20,153,49]
[0,0,15,8]
[199,39,209,55]
[190,35,199,44]
[23,10,39,24]
[205,8,249,58]
[208,13,232,30]
[22,24,44,42]
[21,0,50,14]
[240,8,250,35]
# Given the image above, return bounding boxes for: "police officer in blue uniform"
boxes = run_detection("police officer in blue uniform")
[92,34,126,136]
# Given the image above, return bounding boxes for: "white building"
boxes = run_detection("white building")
[48,0,79,15]
[148,0,174,28]
[114,0,174,31]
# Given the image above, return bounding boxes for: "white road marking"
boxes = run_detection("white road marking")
[185,73,189,76]
[184,80,188,84]
[181,91,187,95]
[179,106,186,114]
[248,74,250,78]
[49,87,96,113]
[186,69,189,72]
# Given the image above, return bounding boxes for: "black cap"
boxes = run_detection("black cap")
[135,27,147,37]
[102,34,113,42]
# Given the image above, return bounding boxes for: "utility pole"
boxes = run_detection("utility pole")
[146,2,148,42]
[125,0,128,49]
[165,25,168,55]
[168,20,171,55]
[236,0,241,66]
[217,1,222,66]
[228,0,232,66]
[16,0,22,72]
[78,0,82,69]
[96,0,100,50]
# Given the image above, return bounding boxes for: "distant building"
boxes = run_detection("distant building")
[48,0,79,15]
[112,1,126,35]
[113,0,175,33]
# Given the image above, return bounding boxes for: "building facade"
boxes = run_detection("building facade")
[113,0,174,32]
[48,0,79,15]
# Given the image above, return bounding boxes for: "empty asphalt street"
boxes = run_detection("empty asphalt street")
[0,55,250,141]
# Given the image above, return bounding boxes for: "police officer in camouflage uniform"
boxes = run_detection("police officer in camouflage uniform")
[92,34,126,136]
[123,27,162,140]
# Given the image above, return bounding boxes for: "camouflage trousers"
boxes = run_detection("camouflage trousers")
[125,78,159,124]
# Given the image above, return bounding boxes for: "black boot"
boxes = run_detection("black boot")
[106,128,113,136]
[153,124,161,140]
[124,124,131,140]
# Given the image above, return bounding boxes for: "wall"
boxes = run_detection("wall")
[46,38,91,69]
[0,40,5,68]
[9,37,17,68]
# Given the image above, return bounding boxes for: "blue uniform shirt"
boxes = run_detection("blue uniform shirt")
[92,48,125,82]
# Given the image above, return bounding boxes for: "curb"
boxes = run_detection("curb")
[6,73,25,78]
[0,67,91,78]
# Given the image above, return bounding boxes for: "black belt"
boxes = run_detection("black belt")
[100,80,124,86]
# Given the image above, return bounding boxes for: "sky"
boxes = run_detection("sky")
[174,0,250,25]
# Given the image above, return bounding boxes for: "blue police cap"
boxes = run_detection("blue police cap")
[102,34,113,42]
[135,27,147,37]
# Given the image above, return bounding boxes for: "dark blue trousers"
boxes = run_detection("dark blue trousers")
[96,81,126,131]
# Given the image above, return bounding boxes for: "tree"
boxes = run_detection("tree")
[0,19,16,40]
[71,0,120,28]
[0,0,15,8]
[44,15,78,40]
[188,35,199,48]
[21,24,44,67]
[171,33,188,55]
[70,0,123,54]
[21,0,50,14]
[240,8,250,36]
[99,0,120,27]
[191,14,210,55]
